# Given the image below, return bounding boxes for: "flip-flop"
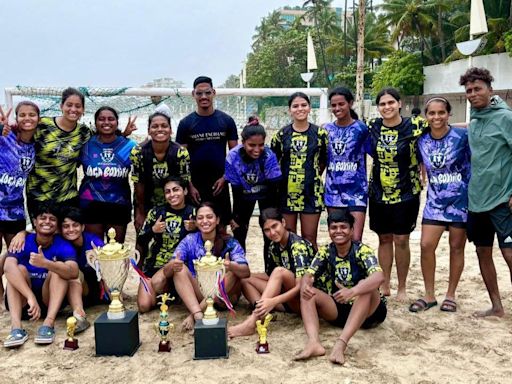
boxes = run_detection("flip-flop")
[409,298,438,313]
[440,299,457,312]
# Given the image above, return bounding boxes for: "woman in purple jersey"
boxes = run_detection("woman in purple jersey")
[410,97,470,313]
[79,107,137,242]
[324,87,369,241]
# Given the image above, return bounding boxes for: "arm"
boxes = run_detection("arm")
[228,139,238,150]
[333,271,384,304]
[29,247,79,280]
[224,260,250,279]
[134,183,146,232]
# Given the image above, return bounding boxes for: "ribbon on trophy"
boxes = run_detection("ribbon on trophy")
[130,258,151,293]
[216,270,235,315]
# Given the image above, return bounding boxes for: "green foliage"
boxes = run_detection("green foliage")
[332,64,374,91]
[371,51,424,96]
[505,29,512,56]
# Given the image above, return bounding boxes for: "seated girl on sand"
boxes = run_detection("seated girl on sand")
[228,208,315,338]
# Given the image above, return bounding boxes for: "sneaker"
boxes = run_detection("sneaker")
[34,325,55,345]
[73,313,90,334]
[4,328,28,348]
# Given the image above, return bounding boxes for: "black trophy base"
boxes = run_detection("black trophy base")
[256,342,269,354]
[63,339,79,351]
[158,341,171,352]
[94,310,140,356]
[194,318,228,360]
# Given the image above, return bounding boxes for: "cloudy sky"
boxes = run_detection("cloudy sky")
[1,0,379,103]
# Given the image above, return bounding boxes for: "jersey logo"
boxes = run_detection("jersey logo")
[153,165,167,179]
[242,171,258,185]
[100,148,115,163]
[166,219,180,233]
[20,156,34,173]
[291,138,307,152]
[337,266,350,282]
[430,152,446,169]
[332,139,346,156]
[381,133,396,146]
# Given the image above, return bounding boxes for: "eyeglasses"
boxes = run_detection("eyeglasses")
[194,90,213,97]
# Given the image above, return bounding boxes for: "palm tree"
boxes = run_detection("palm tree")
[252,11,284,49]
[355,0,366,116]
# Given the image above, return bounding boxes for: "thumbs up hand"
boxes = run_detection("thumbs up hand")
[29,245,48,268]
[223,252,231,272]
[332,280,355,304]
[184,214,196,232]
[152,215,166,234]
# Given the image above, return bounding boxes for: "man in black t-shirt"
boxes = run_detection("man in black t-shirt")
[176,76,238,224]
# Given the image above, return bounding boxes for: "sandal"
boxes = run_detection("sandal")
[73,312,91,334]
[409,298,438,313]
[4,328,28,348]
[440,299,457,312]
[34,325,55,345]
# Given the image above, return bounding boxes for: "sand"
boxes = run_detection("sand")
[1,202,511,384]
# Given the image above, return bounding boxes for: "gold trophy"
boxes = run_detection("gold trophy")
[193,240,224,325]
[63,316,79,350]
[87,228,140,320]
[255,314,273,354]
[154,293,174,352]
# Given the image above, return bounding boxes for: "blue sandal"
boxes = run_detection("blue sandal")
[34,325,55,345]
[4,328,28,348]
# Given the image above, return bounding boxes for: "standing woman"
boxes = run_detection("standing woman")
[410,97,470,312]
[366,88,425,301]
[78,107,137,242]
[26,88,91,217]
[271,92,328,250]
[225,117,281,262]
[324,87,369,241]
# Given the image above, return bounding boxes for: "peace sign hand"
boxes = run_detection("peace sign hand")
[123,115,138,137]
[0,106,13,136]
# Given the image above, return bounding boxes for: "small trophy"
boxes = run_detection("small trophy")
[63,316,79,350]
[155,293,174,352]
[255,314,273,354]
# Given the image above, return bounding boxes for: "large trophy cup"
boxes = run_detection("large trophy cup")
[192,240,229,359]
[87,228,141,356]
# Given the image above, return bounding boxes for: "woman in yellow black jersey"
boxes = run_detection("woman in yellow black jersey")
[366,88,426,301]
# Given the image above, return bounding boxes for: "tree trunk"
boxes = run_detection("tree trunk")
[355,0,366,118]
[438,7,446,61]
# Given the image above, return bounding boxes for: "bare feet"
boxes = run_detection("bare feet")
[293,341,326,361]
[380,282,391,297]
[329,339,347,365]
[228,316,256,339]
[181,311,203,332]
[473,307,504,318]
[396,289,408,303]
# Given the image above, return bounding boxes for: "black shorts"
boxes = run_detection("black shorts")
[80,200,132,225]
[326,206,367,213]
[329,296,387,329]
[422,218,466,229]
[467,203,512,248]
[4,284,48,320]
[0,219,27,234]
[26,196,79,223]
[369,196,420,235]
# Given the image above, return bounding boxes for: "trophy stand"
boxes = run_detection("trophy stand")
[63,316,79,351]
[155,293,174,352]
[88,228,141,356]
[193,240,229,359]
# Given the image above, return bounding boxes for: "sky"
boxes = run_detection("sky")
[0,0,369,104]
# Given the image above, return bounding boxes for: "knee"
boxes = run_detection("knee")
[393,235,409,249]
[420,239,435,253]
[379,234,393,245]
[272,266,288,279]
[137,300,153,314]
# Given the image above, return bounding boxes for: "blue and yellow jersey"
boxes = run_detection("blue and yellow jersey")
[308,241,381,295]
[266,232,315,278]
[366,116,425,204]
[27,117,92,202]
[271,123,328,213]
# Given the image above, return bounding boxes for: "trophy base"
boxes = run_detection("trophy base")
[158,341,171,352]
[256,342,269,354]
[63,339,79,351]
[194,318,228,360]
[94,310,140,356]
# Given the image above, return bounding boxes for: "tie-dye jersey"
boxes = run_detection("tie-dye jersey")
[79,136,136,206]
[266,232,315,277]
[271,124,328,213]
[27,117,92,202]
[324,120,369,208]
[172,232,247,277]
[225,144,281,201]
[307,241,381,295]
[367,117,424,204]
[0,131,35,221]
[418,127,471,222]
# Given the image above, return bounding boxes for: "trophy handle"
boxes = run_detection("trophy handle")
[86,248,102,282]
[133,249,141,265]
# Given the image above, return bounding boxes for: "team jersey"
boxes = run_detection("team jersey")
[324,120,369,208]
[74,232,104,271]
[79,135,136,206]
[225,144,282,201]
[27,117,92,202]
[130,142,190,210]
[271,124,328,213]
[418,127,471,222]
[7,233,76,289]
[176,110,238,186]
[172,232,247,277]
[138,204,195,270]
[0,131,35,221]
[366,116,425,204]
[266,232,315,278]
[307,241,381,295]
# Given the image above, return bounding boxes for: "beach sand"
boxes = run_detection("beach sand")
[1,203,511,384]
